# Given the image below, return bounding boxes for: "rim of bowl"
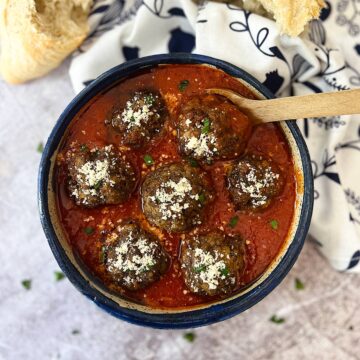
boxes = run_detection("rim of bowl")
[38,53,314,329]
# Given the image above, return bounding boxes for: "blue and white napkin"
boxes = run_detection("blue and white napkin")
[69,0,360,272]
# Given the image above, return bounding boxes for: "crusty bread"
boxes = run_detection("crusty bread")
[0,0,93,84]
[256,0,325,36]
[195,0,325,36]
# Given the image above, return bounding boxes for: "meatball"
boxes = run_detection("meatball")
[180,232,245,297]
[141,162,213,233]
[104,222,170,291]
[107,90,167,147]
[66,144,136,207]
[227,155,284,210]
[177,95,251,164]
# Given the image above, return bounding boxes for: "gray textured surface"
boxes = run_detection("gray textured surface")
[0,62,359,360]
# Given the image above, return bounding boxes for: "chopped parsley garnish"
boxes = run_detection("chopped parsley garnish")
[83,226,94,235]
[228,216,239,228]
[144,95,155,105]
[295,278,305,290]
[93,180,102,190]
[178,80,189,92]
[198,193,206,203]
[80,144,88,152]
[201,118,211,134]
[145,263,155,271]
[270,315,285,324]
[183,332,196,342]
[220,267,229,277]
[54,271,65,282]
[270,219,279,230]
[194,265,206,273]
[37,142,44,153]
[188,158,199,168]
[144,154,154,166]
[99,246,106,264]
[130,116,135,122]
[72,329,80,335]
[21,279,32,290]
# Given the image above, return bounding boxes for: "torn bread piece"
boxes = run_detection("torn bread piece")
[257,0,325,36]
[0,0,93,84]
[194,0,325,37]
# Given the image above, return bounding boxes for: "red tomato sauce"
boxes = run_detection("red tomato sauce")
[55,65,296,309]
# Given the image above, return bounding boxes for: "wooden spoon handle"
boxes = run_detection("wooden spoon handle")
[246,89,360,122]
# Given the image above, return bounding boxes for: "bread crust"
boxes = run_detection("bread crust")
[0,0,93,84]
[257,0,325,36]
[194,0,325,36]
[0,0,325,84]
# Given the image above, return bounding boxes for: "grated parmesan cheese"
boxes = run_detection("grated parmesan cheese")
[185,133,218,159]
[69,146,123,204]
[118,94,159,130]
[107,232,158,284]
[192,248,231,290]
[237,162,280,206]
[77,159,110,187]
[149,177,199,220]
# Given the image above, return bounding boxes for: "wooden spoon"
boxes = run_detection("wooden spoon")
[207,88,360,124]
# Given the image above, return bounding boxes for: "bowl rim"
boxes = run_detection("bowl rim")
[38,53,313,329]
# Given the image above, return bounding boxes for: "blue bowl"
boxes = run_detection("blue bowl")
[38,53,313,329]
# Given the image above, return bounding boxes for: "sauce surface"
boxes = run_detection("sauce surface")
[55,64,296,309]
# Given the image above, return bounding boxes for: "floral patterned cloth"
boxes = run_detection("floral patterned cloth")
[70,0,360,272]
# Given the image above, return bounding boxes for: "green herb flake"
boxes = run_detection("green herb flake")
[54,271,65,282]
[80,144,88,152]
[194,265,206,273]
[201,118,211,134]
[93,180,102,190]
[130,116,135,122]
[270,219,279,230]
[220,267,229,277]
[145,95,155,105]
[37,142,44,153]
[228,216,239,228]
[270,315,285,324]
[99,246,106,264]
[188,158,199,168]
[83,226,94,235]
[72,329,80,335]
[178,80,189,92]
[145,263,155,272]
[144,154,154,166]
[183,332,196,342]
[198,193,206,203]
[21,279,32,290]
[295,278,305,290]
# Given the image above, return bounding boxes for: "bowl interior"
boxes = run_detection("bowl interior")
[39,54,313,329]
